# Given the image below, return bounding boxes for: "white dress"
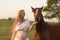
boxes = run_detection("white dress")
[14,19,30,40]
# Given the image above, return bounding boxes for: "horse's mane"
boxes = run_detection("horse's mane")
[36,10,46,33]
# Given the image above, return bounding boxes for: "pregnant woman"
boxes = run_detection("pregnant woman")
[11,10,37,40]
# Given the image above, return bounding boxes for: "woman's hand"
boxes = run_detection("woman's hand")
[28,21,38,32]
[32,21,38,25]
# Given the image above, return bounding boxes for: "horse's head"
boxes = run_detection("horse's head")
[31,7,43,23]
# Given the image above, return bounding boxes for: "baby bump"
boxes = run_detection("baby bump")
[15,30,27,40]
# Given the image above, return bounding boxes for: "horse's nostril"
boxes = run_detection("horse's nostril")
[35,18,37,21]
[35,18,38,22]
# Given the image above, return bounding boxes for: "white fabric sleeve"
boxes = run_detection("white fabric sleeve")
[26,19,30,27]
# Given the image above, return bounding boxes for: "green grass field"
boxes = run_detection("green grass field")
[0,20,35,40]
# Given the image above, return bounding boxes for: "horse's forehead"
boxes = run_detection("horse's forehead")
[35,9,38,16]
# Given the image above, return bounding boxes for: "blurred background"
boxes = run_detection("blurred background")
[0,0,60,40]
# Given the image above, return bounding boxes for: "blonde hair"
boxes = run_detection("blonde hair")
[12,10,25,32]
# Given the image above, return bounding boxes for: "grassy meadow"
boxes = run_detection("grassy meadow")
[0,19,35,40]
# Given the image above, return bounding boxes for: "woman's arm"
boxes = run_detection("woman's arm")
[11,20,18,40]
[11,31,17,40]
[28,22,37,32]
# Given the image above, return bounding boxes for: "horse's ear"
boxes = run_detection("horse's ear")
[31,7,34,10]
[41,6,43,10]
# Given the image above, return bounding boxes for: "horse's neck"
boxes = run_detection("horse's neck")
[39,19,45,26]
[36,18,45,33]
[39,13,45,26]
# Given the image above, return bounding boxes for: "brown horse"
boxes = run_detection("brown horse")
[31,7,60,40]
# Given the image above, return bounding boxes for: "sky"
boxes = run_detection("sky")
[0,0,47,20]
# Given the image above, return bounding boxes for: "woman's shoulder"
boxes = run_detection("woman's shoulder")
[24,18,30,24]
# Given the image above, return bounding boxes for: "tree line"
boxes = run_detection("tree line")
[43,0,60,21]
